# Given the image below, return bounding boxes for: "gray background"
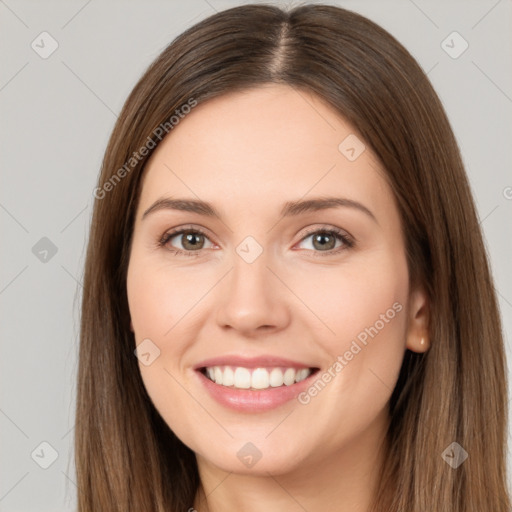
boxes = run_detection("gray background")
[1,0,511,510]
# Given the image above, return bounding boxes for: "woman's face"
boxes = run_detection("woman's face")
[126,84,428,476]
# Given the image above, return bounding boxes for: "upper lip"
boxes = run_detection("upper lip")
[194,355,317,370]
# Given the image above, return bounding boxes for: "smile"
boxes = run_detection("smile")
[202,366,314,390]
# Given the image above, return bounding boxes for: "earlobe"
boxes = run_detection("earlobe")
[408,335,430,353]
[405,287,430,353]
[406,328,430,354]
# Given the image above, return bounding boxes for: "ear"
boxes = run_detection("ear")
[405,286,430,353]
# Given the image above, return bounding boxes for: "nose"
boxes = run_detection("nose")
[215,250,291,336]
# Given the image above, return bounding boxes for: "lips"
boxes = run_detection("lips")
[193,355,320,412]
[194,354,316,371]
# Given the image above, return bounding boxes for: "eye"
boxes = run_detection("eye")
[159,227,214,256]
[159,225,355,257]
[295,227,354,256]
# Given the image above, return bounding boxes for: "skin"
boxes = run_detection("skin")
[126,84,430,512]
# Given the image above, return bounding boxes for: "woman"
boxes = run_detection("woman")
[76,4,511,511]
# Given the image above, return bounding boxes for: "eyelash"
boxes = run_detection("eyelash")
[158,225,355,258]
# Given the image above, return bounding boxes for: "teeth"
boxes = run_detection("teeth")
[223,366,234,386]
[234,367,251,389]
[295,368,310,382]
[269,368,284,387]
[251,368,269,389]
[203,366,313,390]
[283,368,295,386]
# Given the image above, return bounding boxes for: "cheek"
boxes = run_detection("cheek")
[292,249,409,395]
[292,250,408,342]
[288,253,408,450]
[127,255,210,343]
[127,256,203,436]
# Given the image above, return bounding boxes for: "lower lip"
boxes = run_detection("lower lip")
[195,369,317,412]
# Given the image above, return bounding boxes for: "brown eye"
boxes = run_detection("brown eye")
[311,232,337,251]
[177,231,206,251]
[160,228,214,254]
[297,228,353,254]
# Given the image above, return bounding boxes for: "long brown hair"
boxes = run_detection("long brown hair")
[76,4,510,511]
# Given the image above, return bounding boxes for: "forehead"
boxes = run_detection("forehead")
[139,84,394,221]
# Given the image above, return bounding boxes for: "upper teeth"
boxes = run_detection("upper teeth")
[205,366,312,390]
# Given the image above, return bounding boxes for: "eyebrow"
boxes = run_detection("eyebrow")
[142,196,377,224]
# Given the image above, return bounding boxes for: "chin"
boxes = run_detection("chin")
[194,438,310,476]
